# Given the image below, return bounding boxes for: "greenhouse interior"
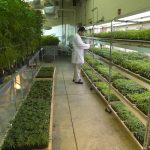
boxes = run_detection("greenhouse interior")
[1,0,150,150]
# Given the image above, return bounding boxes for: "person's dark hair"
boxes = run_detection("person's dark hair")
[78,26,86,32]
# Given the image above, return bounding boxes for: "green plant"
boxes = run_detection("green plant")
[111,101,145,144]
[36,67,54,78]
[89,47,150,80]
[41,35,60,46]
[112,79,147,95]
[85,54,102,66]
[82,64,91,71]
[95,82,119,102]
[95,65,125,81]
[127,91,150,115]
[93,30,150,41]
[2,80,52,150]
[83,69,100,82]
[0,0,43,70]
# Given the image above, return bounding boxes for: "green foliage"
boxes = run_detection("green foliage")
[2,80,52,149]
[112,79,147,95]
[95,82,119,102]
[41,35,60,46]
[85,54,102,66]
[90,47,150,80]
[0,0,43,68]
[90,48,110,59]
[36,67,54,78]
[83,70,100,82]
[95,65,125,81]
[111,101,145,144]
[85,54,125,81]
[127,91,150,115]
[82,64,91,71]
[94,30,150,41]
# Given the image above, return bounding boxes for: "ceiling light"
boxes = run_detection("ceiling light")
[119,11,150,21]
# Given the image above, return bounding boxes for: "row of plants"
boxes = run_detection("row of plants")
[82,64,119,102]
[41,35,60,46]
[85,54,126,81]
[36,67,54,78]
[0,0,43,82]
[82,64,145,145]
[93,30,150,41]
[90,47,150,80]
[85,54,150,115]
[85,70,100,82]
[112,79,149,115]
[111,101,145,145]
[112,79,147,95]
[2,80,52,150]
[94,82,119,102]
[127,91,150,115]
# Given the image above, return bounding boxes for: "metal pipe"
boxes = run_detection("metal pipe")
[62,0,64,43]
[91,7,98,23]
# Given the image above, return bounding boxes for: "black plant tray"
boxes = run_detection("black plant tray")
[2,144,48,150]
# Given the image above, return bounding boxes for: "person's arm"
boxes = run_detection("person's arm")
[74,34,90,49]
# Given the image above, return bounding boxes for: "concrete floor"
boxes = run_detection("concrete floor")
[52,56,141,150]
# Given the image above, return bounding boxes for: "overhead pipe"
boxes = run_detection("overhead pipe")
[62,0,64,43]
[91,7,99,23]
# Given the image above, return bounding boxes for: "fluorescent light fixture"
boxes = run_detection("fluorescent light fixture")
[133,16,150,22]
[86,10,150,30]
[88,21,134,29]
[24,0,34,2]
[113,21,134,27]
[119,11,150,21]
[86,26,93,30]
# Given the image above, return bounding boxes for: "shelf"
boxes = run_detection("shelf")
[109,105,143,150]
[82,68,143,150]
[83,36,150,48]
[34,67,56,81]
[111,85,147,125]
[44,68,55,150]
[89,51,150,90]
[84,62,147,126]
[82,68,109,105]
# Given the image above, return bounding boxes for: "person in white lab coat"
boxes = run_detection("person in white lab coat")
[72,26,90,84]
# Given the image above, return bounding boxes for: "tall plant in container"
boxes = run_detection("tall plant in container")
[41,35,60,61]
[41,35,60,46]
[0,0,43,78]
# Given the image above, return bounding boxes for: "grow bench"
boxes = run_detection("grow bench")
[1,72,55,150]
[34,66,56,81]
[104,38,150,48]
[84,62,147,125]
[84,36,150,48]
[88,51,150,89]
[81,68,143,150]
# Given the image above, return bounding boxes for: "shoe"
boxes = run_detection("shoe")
[75,81,83,84]
[72,79,75,82]
[75,79,83,84]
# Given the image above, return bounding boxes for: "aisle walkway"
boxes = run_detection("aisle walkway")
[52,56,140,150]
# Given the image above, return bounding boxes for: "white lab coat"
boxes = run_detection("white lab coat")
[71,33,90,64]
